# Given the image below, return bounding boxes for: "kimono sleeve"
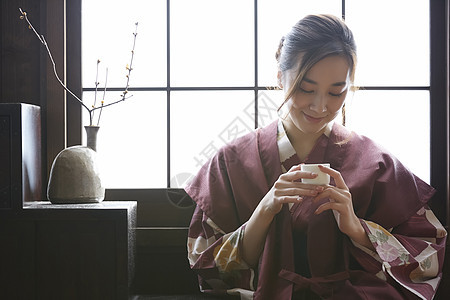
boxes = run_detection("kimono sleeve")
[187,205,256,296]
[351,206,447,300]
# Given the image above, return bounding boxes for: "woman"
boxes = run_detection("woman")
[185,14,446,299]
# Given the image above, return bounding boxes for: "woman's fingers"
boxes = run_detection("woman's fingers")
[315,201,343,215]
[313,186,350,203]
[287,164,302,172]
[275,187,320,198]
[318,165,348,190]
[270,165,352,209]
[280,170,318,182]
[276,195,303,204]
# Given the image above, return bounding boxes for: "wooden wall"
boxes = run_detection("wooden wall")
[1,0,81,189]
[1,0,42,106]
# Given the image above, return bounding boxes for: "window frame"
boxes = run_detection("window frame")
[430,0,449,225]
[64,0,449,226]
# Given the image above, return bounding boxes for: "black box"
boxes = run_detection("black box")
[0,103,42,209]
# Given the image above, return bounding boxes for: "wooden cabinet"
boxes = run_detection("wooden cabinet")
[0,219,36,299]
[0,103,42,210]
[0,201,136,300]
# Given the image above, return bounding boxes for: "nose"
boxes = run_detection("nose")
[309,94,327,113]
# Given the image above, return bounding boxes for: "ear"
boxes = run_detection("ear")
[277,70,283,89]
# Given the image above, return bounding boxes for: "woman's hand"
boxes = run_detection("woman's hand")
[243,164,323,267]
[259,164,322,217]
[312,165,373,249]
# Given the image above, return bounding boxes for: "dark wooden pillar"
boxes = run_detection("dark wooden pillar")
[430,0,450,226]
[43,0,67,178]
[66,0,82,147]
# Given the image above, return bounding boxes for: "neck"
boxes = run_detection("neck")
[283,118,325,143]
[282,118,326,161]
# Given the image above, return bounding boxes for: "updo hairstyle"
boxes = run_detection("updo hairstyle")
[276,14,357,111]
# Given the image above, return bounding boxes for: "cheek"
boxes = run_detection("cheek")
[289,94,309,109]
[328,97,346,113]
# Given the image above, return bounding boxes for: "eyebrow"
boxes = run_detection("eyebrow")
[303,77,347,87]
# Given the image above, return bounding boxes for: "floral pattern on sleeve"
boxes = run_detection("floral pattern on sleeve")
[187,206,255,297]
[213,227,251,283]
[365,222,411,265]
[359,206,447,300]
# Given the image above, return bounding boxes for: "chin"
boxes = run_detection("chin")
[294,120,327,135]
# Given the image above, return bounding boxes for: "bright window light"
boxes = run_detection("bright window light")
[82,0,430,188]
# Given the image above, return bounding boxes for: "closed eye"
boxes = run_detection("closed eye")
[300,88,314,94]
[329,92,345,97]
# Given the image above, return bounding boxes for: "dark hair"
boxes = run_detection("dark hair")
[276,14,357,112]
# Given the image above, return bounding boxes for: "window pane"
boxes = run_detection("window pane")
[257,90,283,128]
[345,90,430,183]
[258,0,341,87]
[82,91,167,188]
[170,0,254,87]
[170,91,255,186]
[82,0,167,88]
[346,0,429,86]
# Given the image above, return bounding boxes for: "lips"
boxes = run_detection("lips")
[303,112,325,123]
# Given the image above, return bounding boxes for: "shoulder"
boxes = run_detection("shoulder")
[221,129,257,154]
[218,120,278,159]
[332,123,380,148]
[332,124,435,227]
[332,123,395,164]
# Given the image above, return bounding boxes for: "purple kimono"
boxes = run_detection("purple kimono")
[186,120,446,300]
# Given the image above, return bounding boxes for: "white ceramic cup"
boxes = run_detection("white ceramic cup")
[301,163,330,185]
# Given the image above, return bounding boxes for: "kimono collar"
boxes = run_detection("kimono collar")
[277,118,335,170]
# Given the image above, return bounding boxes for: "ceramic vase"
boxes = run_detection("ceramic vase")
[47,126,104,204]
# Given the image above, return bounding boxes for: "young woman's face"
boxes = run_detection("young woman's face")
[282,55,351,135]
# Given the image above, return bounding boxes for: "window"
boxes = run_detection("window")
[82,0,431,189]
